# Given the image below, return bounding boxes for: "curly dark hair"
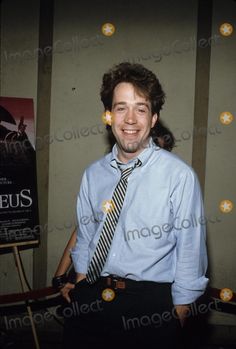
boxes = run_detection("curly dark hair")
[100,62,165,116]
[101,62,175,151]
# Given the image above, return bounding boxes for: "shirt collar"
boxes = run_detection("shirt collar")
[109,137,159,170]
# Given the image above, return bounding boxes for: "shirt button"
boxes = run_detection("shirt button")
[112,253,116,257]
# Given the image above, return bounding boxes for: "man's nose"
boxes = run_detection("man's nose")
[124,108,137,124]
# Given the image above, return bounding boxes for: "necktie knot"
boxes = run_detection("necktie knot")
[120,159,142,181]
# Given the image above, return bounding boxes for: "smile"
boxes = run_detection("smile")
[123,129,139,134]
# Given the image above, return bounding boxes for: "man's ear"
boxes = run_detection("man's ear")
[151,114,158,128]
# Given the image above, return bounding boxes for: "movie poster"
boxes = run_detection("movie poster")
[0,97,39,245]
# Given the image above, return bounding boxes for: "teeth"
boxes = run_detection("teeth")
[123,130,138,134]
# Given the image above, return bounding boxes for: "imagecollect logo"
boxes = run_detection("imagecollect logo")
[122,299,222,331]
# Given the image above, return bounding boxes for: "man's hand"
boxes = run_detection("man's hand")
[61,273,86,303]
[174,304,190,327]
[60,282,75,303]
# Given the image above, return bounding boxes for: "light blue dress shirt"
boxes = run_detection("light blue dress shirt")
[71,138,209,305]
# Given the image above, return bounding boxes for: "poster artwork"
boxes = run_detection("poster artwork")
[0,97,39,245]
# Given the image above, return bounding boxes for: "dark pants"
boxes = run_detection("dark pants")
[62,276,182,348]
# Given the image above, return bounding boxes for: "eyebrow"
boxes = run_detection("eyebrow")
[112,102,150,110]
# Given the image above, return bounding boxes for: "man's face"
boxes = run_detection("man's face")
[111,82,157,163]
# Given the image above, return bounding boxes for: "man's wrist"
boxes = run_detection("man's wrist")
[52,273,68,290]
[175,304,191,312]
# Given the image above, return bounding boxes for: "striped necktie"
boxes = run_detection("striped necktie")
[86,158,142,284]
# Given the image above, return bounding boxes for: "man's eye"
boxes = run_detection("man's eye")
[138,109,146,113]
[117,107,125,111]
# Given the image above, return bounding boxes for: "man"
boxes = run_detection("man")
[52,122,175,300]
[64,62,208,348]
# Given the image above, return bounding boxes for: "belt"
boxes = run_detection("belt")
[100,275,172,291]
[100,275,133,290]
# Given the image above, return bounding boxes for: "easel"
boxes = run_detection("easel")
[0,240,40,349]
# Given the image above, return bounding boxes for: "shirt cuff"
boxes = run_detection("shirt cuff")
[171,277,209,305]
